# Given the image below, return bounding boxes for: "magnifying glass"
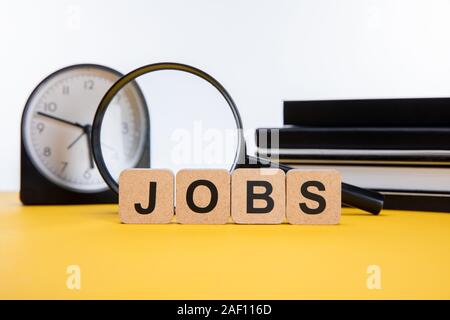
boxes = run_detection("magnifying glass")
[92,63,384,214]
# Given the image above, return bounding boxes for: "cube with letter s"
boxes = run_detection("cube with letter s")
[286,169,341,225]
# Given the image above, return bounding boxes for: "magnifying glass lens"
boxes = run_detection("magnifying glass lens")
[98,68,241,187]
[94,63,383,214]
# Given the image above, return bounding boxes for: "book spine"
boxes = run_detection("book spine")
[382,193,450,212]
[255,127,450,150]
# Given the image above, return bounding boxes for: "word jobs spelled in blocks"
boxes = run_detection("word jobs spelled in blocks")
[119,168,341,224]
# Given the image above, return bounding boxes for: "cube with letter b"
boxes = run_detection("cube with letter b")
[286,169,341,225]
[176,169,230,224]
[119,169,174,224]
[231,168,285,224]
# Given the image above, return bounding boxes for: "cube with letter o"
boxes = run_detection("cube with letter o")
[176,169,230,224]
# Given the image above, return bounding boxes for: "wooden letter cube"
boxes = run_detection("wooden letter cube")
[176,169,230,224]
[286,169,341,225]
[119,169,174,224]
[231,168,285,224]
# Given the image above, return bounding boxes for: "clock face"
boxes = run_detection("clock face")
[22,65,148,193]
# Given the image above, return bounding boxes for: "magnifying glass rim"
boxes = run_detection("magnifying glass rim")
[92,62,245,195]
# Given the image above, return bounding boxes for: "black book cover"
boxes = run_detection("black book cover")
[381,192,450,212]
[255,126,450,150]
[284,98,450,127]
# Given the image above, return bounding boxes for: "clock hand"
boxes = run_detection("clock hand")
[65,124,94,169]
[84,125,95,169]
[37,111,84,129]
[67,131,86,150]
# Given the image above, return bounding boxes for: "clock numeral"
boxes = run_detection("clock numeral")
[43,147,51,157]
[122,122,129,134]
[84,80,94,90]
[62,85,70,95]
[83,169,91,180]
[36,122,45,133]
[61,161,68,173]
[44,102,57,113]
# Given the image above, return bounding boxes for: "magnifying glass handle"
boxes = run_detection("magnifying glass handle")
[243,155,384,215]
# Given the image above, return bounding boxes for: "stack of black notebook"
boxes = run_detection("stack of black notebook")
[256,98,450,212]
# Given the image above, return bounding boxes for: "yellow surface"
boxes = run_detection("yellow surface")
[0,192,449,299]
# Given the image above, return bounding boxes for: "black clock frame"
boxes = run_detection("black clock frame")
[20,63,150,205]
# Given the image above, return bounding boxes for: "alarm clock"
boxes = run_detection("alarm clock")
[20,64,149,204]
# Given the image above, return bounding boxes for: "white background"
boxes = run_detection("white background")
[2,0,450,191]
